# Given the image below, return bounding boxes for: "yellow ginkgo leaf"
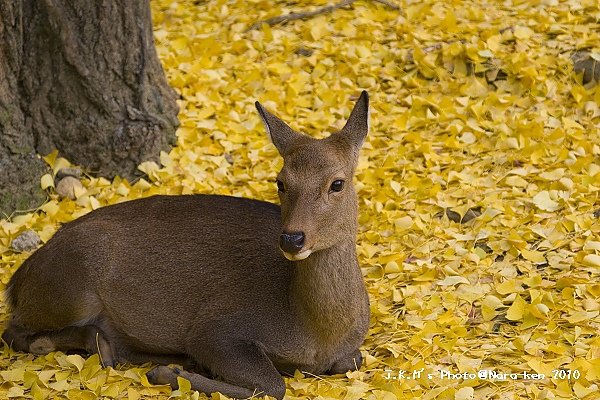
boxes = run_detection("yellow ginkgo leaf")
[40,174,55,190]
[532,191,560,211]
[582,254,600,268]
[506,295,527,321]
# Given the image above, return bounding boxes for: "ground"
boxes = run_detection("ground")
[1,0,600,399]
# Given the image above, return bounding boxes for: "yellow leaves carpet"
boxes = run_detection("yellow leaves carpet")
[1,0,600,398]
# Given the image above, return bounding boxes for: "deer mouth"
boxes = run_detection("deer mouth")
[282,248,312,261]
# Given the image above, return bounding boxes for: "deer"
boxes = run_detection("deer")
[2,91,371,400]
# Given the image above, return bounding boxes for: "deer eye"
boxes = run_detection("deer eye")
[276,179,285,193]
[330,179,344,193]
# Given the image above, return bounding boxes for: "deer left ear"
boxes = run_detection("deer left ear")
[340,91,369,150]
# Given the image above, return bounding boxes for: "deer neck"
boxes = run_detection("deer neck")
[290,239,366,342]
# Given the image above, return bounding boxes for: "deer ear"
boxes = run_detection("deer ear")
[340,91,369,150]
[255,102,303,155]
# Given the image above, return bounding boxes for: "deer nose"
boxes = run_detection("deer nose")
[279,231,305,254]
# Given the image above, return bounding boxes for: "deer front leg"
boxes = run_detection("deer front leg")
[147,340,285,400]
[328,349,363,375]
[116,350,196,370]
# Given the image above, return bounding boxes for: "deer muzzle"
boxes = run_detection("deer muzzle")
[279,231,312,260]
[280,231,304,253]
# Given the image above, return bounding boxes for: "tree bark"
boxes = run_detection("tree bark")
[0,0,179,215]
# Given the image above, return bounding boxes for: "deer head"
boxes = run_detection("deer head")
[255,91,369,261]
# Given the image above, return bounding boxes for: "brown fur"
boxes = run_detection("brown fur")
[2,92,371,400]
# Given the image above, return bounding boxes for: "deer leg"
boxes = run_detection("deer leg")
[328,349,363,374]
[29,325,116,367]
[147,366,268,399]
[2,322,116,367]
[2,322,33,352]
[116,350,196,370]
[147,340,285,400]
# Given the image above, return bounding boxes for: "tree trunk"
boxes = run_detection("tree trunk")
[0,0,179,215]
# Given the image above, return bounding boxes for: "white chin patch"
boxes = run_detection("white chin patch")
[283,249,312,261]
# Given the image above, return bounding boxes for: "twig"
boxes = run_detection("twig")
[96,332,106,368]
[247,0,402,31]
[248,0,356,31]
[372,0,401,10]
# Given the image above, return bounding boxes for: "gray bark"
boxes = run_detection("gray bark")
[0,0,179,215]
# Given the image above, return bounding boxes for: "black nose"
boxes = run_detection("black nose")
[279,232,305,254]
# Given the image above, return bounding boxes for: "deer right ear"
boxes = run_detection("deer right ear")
[340,91,369,150]
[255,102,303,155]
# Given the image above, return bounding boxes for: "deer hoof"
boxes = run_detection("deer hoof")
[29,337,56,354]
[146,366,179,388]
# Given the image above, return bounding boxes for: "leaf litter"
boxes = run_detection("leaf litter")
[1,0,600,398]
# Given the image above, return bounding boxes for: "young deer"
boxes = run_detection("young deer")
[2,91,371,399]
